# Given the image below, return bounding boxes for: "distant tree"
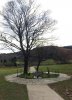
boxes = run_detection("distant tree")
[0,0,56,74]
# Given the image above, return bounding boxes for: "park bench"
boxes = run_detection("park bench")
[33,71,43,78]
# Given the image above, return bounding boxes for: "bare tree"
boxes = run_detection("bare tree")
[0,0,56,74]
[35,47,44,72]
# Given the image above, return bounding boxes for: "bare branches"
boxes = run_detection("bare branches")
[0,33,21,50]
[0,0,56,52]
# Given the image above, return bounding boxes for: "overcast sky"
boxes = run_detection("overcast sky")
[0,0,72,53]
[37,0,72,46]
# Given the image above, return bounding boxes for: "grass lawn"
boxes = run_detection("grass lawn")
[39,64,72,75]
[39,64,72,100]
[0,67,29,100]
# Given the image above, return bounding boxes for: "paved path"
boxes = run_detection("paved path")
[27,85,64,100]
[28,67,64,100]
[5,74,65,100]
[5,67,70,85]
[5,73,70,85]
[28,66,36,73]
[5,67,71,100]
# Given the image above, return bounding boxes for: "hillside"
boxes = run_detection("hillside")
[64,46,72,49]
[0,46,72,66]
[30,46,72,63]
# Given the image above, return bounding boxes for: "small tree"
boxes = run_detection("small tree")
[0,0,56,74]
[34,47,44,72]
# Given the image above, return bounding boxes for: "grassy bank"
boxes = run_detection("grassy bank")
[0,67,29,100]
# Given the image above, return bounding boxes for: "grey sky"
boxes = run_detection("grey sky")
[0,0,72,53]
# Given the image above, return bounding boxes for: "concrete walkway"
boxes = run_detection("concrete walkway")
[27,85,64,100]
[28,67,64,100]
[5,67,71,100]
[28,66,36,73]
[5,73,70,85]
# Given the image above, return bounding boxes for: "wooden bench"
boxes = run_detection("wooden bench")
[33,71,43,78]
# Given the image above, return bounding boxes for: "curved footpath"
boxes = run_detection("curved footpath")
[5,67,71,100]
[5,73,70,85]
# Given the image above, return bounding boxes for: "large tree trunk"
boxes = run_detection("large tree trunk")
[23,52,29,75]
[24,58,28,74]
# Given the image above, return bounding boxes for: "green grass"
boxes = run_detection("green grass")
[39,64,72,75]
[41,59,56,65]
[0,67,29,100]
[38,64,72,100]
